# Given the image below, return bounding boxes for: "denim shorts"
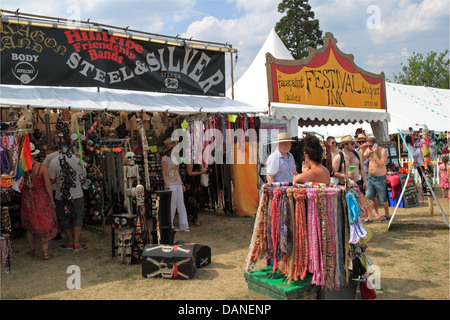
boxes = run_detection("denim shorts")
[55,197,85,230]
[365,175,388,204]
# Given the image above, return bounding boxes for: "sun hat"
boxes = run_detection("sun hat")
[30,142,40,156]
[338,135,355,147]
[162,137,179,153]
[272,132,295,143]
[355,133,367,142]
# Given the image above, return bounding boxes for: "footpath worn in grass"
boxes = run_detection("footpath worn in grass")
[1,189,449,300]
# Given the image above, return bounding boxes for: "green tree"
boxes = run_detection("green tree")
[393,50,449,89]
[275,0,323,60]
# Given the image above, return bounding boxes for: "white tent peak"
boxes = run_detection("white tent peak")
[227,28,293,108]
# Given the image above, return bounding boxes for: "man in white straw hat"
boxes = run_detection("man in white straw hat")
[266,132,297,183]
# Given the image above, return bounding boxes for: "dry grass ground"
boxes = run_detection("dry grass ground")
[1,189,449,300]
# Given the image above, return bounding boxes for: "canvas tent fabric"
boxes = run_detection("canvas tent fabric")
[303,82,450,139]
[227,29,391,140]
[0,84,265,115]
[227,28,294,109]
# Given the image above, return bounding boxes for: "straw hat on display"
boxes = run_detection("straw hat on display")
[338,135,355,147]
[272,132,295,143]
[30,143,40,156]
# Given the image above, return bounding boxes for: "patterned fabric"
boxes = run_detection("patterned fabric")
[278,188,292,257]
[355,187,374,216]
[439,165,449,188]
[270,187,281,270]
[317,188,334,290]
[307,188,324,285]
[244,188,269,273]
[21,168,58,244]
[325,188,337,289]
[293,187,308,281]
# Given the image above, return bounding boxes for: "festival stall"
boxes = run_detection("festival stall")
[244,181,376,300]
[238,32,387,299]
[0,10,265,271]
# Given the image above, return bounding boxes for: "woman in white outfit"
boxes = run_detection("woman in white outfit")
[161,138,190,232]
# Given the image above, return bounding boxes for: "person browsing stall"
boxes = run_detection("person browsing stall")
[48,148,87,251]
[332,135,368,190]
[161,137,190,232]
[266,133,297,183]
[293,135,330,185]
[363,137,390,222]
[21,143,58,260]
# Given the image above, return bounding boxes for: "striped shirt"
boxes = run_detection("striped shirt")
[266,149,296,183]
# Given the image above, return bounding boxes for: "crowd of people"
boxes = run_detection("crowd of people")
[20,125,448,261]
[267,131,391,223]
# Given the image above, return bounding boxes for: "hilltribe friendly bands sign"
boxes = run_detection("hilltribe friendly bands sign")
[0,21,226,96]
[266,32,386,109]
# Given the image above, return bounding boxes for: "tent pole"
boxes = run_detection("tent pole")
[397,129,450,228]
[230,46,234,100]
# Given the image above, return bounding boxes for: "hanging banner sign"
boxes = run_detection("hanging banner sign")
[0,21,226,96]
[266,32,386,109]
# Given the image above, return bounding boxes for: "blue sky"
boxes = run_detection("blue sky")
[2,0,449,87]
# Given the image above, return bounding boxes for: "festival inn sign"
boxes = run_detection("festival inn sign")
[266,32,386,109]
[0,20,226,96]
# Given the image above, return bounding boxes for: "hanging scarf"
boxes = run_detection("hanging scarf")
[332,190,341,290]
[266,187,274,260]
[270,187,281,271]
[307,188,324,285]
[244,188,269,273]
[293,187,308,281]
[347,191,368,244]
[324,188,337,290]
[278,188,292,257]
[317,188,334,290]
[341,188,350,285]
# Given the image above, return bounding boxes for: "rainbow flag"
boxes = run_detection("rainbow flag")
[16,134,33,179]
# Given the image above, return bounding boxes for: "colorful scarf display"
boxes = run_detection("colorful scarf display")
[245,183,371,292]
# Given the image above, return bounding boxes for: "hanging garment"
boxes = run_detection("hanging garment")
[293,187,308,281]
[270,187,281,270]
[307,188,324,286]
[346,191,368,244]
[317,188,334,290]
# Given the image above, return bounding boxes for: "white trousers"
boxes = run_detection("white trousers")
[169,184,189,230]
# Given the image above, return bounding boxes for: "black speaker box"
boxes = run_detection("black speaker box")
[142,244,196,280]
[175,241,211,268]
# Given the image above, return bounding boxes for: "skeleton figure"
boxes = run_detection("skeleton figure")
[117,228,134,264]
[124,151,140,214]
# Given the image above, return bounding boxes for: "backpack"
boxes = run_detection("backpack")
[338,151,361,172]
